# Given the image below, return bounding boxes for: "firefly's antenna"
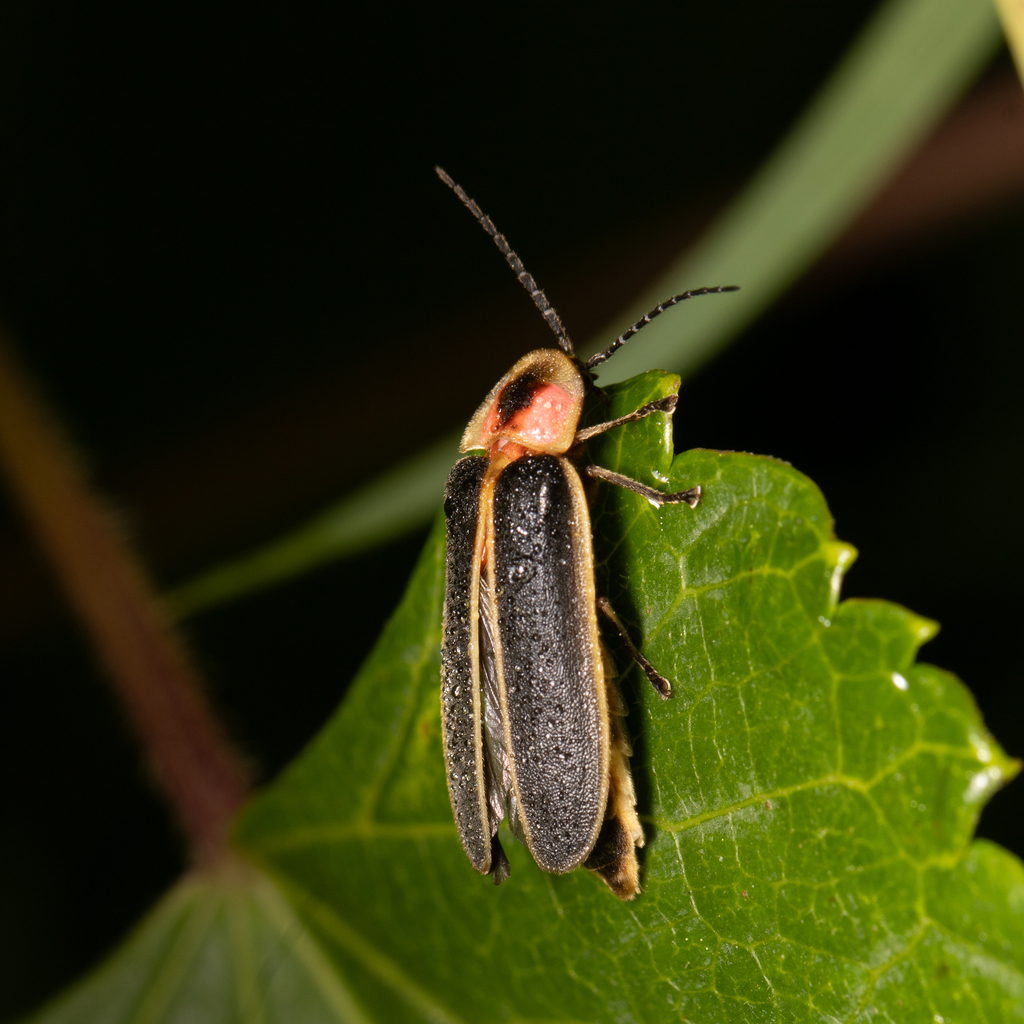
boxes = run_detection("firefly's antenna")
[436,166,574,356]
[585,286,740,370]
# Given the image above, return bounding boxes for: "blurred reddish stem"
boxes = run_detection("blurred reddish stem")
[0,335,250,864]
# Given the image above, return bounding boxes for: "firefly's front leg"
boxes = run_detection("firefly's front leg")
[573,395,678,443]
[577,393,701,508]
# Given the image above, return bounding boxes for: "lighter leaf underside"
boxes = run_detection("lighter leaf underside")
[27,857,368,1024]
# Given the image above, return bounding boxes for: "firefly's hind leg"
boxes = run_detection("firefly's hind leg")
[597,596,672,700]
[584,637,644,900]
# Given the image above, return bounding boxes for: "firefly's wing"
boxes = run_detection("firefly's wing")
[441,456,493,874]
[487,454,610,873]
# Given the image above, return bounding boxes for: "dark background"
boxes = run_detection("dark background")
[0,2,1022,1017]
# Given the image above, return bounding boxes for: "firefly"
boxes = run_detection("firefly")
[437,167,736,898]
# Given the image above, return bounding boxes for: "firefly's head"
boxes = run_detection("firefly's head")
[460,348,585,458]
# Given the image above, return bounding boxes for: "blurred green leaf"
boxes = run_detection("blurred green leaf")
[217,371,1020,1022]
[165,0,1002,617]
[588,0,1001,382]
[165,434,460,620]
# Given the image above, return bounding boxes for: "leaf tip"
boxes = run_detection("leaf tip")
[823,541,858,610]
[823,541,858,575]
[909,614,940,645]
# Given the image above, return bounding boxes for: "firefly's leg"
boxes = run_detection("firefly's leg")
[574,395,677,443]
[585,464,701,509]
[596,597,673,700]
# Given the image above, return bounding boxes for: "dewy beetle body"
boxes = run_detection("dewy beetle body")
[437,167,737,899]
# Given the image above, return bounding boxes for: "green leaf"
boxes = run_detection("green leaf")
[25,856,370,1024]
[163,0,1002,617]
[226,370,1023,1022]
